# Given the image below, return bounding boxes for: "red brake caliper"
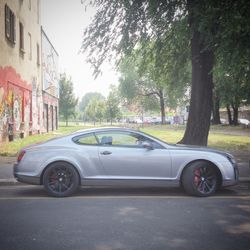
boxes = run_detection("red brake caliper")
[194,169,201,186]
[50,174,57,185]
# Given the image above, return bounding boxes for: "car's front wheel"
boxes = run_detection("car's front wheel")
[43,162,79,197]
[182,161,218,197]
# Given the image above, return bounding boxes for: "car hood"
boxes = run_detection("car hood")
[169,144,233,158]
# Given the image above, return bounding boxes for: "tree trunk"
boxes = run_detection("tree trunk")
[226,105,233,125]
[232,103,239,126]
[159,89,166,125]
[212,91,221,125]
[178,6,214,146]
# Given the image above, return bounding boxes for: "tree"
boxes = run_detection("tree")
[211,87,221,125]
[79,92,105,122]
[82,0,250,145]
[118,36,190,124]
[79,92,105,111]
[214,55,250,125]
[85,97,106,124]
[59,74,78,126]
[105,85,121,125]
[119,55,167,124]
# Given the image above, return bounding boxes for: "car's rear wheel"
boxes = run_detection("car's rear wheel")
[43,162,79,197]
[182,161,218,197]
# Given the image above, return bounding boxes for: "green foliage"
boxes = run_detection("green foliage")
[82,0,190,121]
[82,0,250,144]
[118,53,163,116]
[105,85,121,124]
[79,92,105,122]
[81,0,185,76]
[213,0,250,110]
[214,37,250,125]
[118,35,190,114]
[215,58,250,107]
[85,98,106,124]
[79,92,105,112]
[59,74,78,126]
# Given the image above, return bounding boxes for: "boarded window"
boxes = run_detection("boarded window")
[28,33,32,60]
[5,4,16,44]
[37,43,40,65]
[19,22,24,51]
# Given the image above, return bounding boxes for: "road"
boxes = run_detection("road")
[0,185,249,250]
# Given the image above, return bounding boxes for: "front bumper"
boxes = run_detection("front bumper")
[223,163,239,187]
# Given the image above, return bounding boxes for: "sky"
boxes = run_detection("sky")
[40,0,119,99]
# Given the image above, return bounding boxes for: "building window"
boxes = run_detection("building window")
[5,4,16,44]
[37,43,40,65]
[19,22,24,52]
[37,0,40,24]
[28,33,32,60]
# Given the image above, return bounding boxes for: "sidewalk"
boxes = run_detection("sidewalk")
[0,151,249,185]
[0,156,17,185]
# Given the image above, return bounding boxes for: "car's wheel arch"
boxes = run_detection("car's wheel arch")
[40,160,81,185]
[180,159,222,189]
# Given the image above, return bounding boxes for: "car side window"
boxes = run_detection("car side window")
[73,133,98,145]
[96,131,163,149]
[96,132,137,147]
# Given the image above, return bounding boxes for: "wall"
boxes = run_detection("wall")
[41,28,59,133]
[0,0,42,141]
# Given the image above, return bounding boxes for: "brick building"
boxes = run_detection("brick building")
[0,0,58,142]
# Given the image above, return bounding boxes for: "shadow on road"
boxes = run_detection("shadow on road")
[0,184,249,198]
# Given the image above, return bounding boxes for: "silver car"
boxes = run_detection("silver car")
[14,127,239,197]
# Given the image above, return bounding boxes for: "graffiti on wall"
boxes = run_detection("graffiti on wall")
[0,87,10,139]
[42,30,59,98]
[31,76,43,132]
[0,66,32,141]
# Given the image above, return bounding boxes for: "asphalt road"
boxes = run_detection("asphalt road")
[0,186,249,250]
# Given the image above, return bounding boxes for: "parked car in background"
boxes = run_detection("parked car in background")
[14,127,238,197]
[150,117,161,124]
[220,118,228,125]
[238,118,250,127]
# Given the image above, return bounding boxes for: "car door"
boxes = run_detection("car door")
[72,133,105,178]
[95,131,172,179]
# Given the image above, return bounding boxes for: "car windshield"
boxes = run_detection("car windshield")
[136,130,171,147]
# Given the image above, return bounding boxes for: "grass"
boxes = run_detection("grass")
[0,124,87,157]
[0,123,249,157]
[141,126,250,150]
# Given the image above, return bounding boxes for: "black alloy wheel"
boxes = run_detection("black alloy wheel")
[43,162,79,197]
[182,161,218,197]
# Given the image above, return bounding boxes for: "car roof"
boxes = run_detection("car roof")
[72,126,139,136]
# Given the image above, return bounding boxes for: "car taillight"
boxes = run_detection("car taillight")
[17,150,26,162]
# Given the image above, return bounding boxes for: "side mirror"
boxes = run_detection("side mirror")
[142,141,154,150]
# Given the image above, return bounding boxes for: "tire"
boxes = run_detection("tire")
[182,161,218,197]
[43,162,79,197]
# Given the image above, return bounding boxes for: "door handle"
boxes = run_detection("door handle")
[100,151,112,155]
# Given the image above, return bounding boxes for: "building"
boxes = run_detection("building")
[41,28,59,133]
[0,0,58,142]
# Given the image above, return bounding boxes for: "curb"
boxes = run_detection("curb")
[238,177,250,183]
[0,179,20,186]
